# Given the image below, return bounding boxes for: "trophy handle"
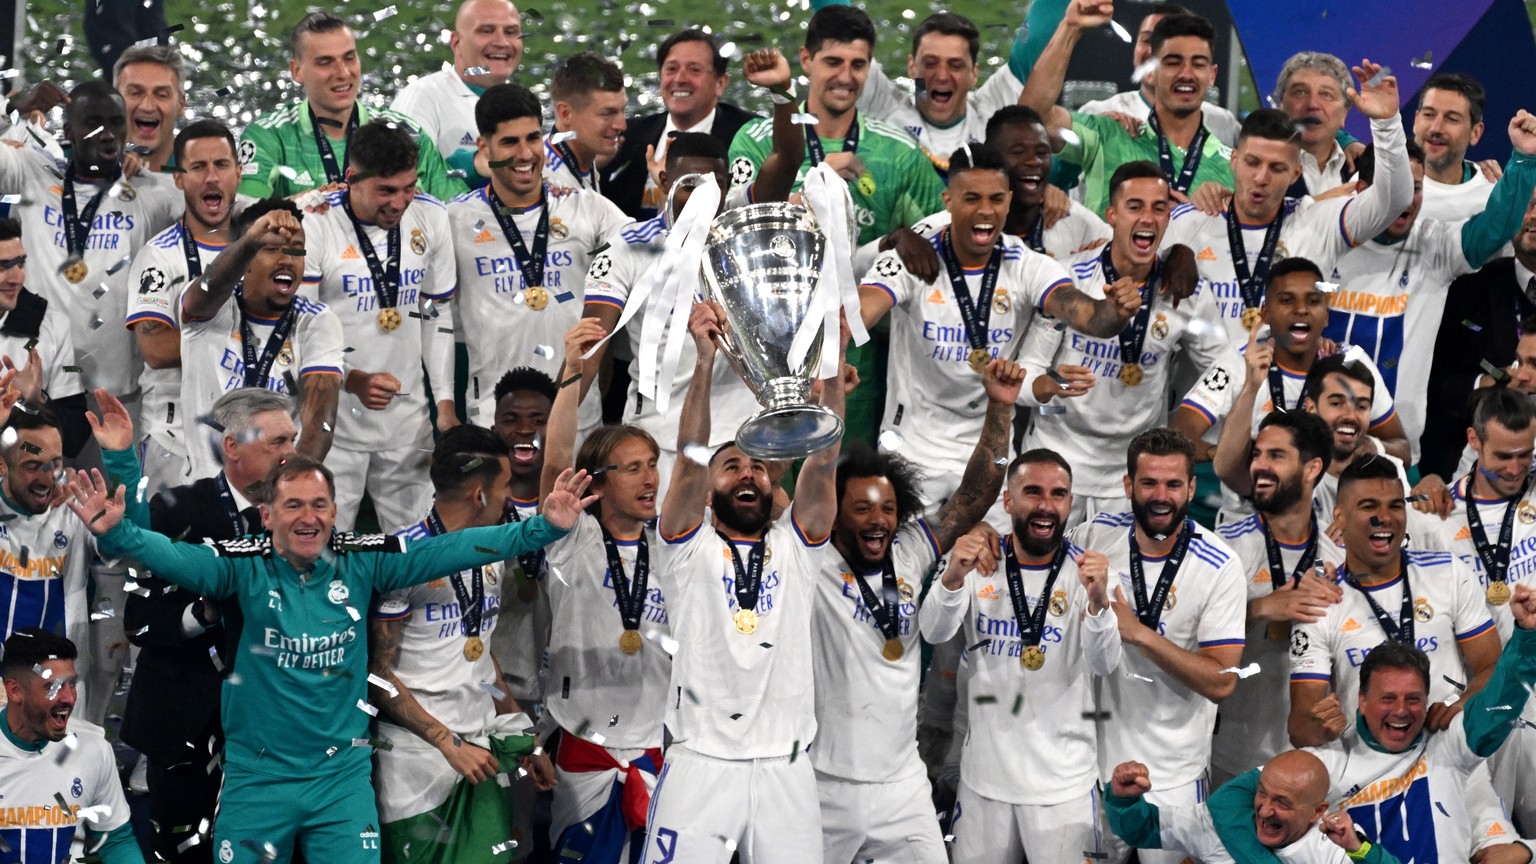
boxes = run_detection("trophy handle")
[664,172,715,229]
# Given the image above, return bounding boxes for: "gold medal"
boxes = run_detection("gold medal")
[1488,581,1513,606]
[619,629,643,654]
[1119,363,1144,387]
[63,260,88,284]
[733,608,758,635]
[377,307,402,332]
[967,348,989,373]
[1020,644,1045,671]
[1240,307,1263,331]
[463,635,485,661]
[881,638,904,661]
[524,286,549,311]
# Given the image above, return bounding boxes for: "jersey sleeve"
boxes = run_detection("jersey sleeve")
[588,194,634,249]
[41,304,83,400]
[375,517,569,592]
[917,579,968,643]
[1289,614,1335,684]
[237,120,281,199]
[1449,556,1498,643]
[970,66,1025,122]
[1178,347,1242,427]
[1026,253,1076,312]
[1196,549,1247,651]
[1015,314,1066,408]
[860,247,919,307]
[583,241,629,311]
[87,736,132,834]
[1458,153,1536,269]
[298,308,346,378]
[373,586,414,621]
[421,203,457,301]
[1337,116,1412,248]
[1175,289,1234,378]
[892,147,945,227]
[1059,112,1113,171]
[126,243,178,329]
[95,519,237,598]
[727,119,773,195]
[854,60,908,122]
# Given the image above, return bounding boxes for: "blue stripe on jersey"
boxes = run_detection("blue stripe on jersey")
[1071,261,1100,279]
[1325,310,1404,394]
[1,821,74,863]
[1092,511,1136,528]
[1216,515,1261,541]
[1188,542,1230,570]
[1170,203,1198,219]
[151,223,185,249]
[0,574,66,639]
[291,295,328,315]
[622,216,665,244]
[1405,549,1453,566]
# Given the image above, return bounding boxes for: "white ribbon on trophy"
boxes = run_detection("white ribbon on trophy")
[791,164,869,380]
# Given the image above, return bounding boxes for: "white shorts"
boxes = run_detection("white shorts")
[1100,777,1206,864]
[324,439,433,533]
[641,747,822,864]
[951,781,1104,864]
[815,763,945,864]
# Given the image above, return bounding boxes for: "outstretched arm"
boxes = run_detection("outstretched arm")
[931,359,1025,549]
[790,316,850,539]
[659,302,724,539]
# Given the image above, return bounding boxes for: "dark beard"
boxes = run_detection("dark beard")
[712,488,770,536]
[1253,470,1305,515]
[1131,497,1189,539]
[1011,513,1063,558]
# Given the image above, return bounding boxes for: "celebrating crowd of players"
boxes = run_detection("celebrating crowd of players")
[5,0,1536,862]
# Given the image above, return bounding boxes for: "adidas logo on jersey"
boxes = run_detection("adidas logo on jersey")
[1196,246,1217,261]
[1341,617,1362,633]
[341,246,362,260]
[926,289,945,304]
[977,584,1000,600]
[460,133,476,146]
[1252,570,1271,584]
[473,228,496,243]
[1453,525,1472,542]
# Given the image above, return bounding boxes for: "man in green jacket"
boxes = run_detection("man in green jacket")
[63,455,594,864]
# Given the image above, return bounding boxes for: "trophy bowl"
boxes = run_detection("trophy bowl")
[702,202,844,461]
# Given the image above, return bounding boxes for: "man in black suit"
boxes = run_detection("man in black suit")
[121,387,297,864]
[600,29,758,219]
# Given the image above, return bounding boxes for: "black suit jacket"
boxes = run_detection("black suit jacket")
[600,101,758,220]
[120,475,259,766]
[1421,257,1536,480]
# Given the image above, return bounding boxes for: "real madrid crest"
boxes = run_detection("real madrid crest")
[1413,597,1434,622]
[992,289,1011,315]
[1520,502,1536,525]
[327,579,349,604]
[1163,585,1178,611]
[410,228,427,255]
[550,217,569,240]
[277,342,295,367]
[1151,313,1169,340]
[898,578,915,603]
[1048,588,1068,617]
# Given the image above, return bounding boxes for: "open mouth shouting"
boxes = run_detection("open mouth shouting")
[131,112,162,143]
[511,442,540,466]
[1130,228,1157,253]
[970,221,998,246]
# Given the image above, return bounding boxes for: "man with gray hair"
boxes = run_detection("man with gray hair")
[122,386,297,864]
[1274,50,1358,198]
[114,44,187,174]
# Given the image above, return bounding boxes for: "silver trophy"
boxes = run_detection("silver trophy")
[701,201,844,460]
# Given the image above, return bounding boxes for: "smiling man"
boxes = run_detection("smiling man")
[113,45,187,174]
[0,219,89,457]
[546,52,628,192]
[1413,73,1494,222]
[239,12,466,200]
[391,0,523,189]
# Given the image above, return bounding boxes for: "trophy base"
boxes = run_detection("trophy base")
[736,405,844,461]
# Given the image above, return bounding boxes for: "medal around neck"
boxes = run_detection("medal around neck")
[697,187,847,461]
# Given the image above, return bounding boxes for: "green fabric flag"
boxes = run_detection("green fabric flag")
[381,734,534,864]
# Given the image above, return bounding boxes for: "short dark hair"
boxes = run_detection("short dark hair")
[984,105,1048,144]
[67,79,121,108]
[1144,2,1194,17]
[1336,453,1401,501]
[429,424,509,496]
[550,52,625,107]
[5,403,62,440]
[348,119,419,179]
[493,367,557,406]
[475,82,543,137]
[1008,447,1074,480]
[1473,384,1536,441]
[0,217,20,243]
[1,628,77,680]
[805,5,876,55]
[947,142,1008,180]
[1359,639,1430,695]
[1266,256,1325,294]
[1238,108,1301,147]
[1127,427,1195,479]
[1108,160,1168,202]
[233,198,302,242]
[665,131,728,172]
[264,454,335,500]
[1355,140,1427,185]
[912,12,979,62]
[1148,12,1215,57]
[1256,411,1333,475]
[1422,72,1487,127]
[1303,353,1374,407]
[835,442,926,527]
[290,11,350,59]
[173,118,238,168]
[657,29,727,77]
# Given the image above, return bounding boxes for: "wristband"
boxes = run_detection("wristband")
[766,83,797,105]
[1347,840,1371,861]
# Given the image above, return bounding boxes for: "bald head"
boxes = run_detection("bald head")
[452,0,523,84]
[1253,750,1331,848]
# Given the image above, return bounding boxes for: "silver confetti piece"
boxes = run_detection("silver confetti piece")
[1364,66,1392,88]
[1108,19,1132,42]
[1130,58,1160,86]
[791,113,819,125]
[373,5,398,21]
[1410,51,1433,70]
[356,698,378,716]
[877,430,902,452]
[367,673,399,697]
[548,130,577,145]
[464,66,491,75]
[1315,281,1340,294]
[1221,662,1260,679]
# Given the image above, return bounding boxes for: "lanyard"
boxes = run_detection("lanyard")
[939,228,1003,355]
[601,526,650,631]
[214,473,247,536]
[1002,537,1067,647]
[488,188,550,289]
[1128,521,1193,630]
[1100,249,1161,372]
[235,287,299,389]
[309,104,359,185]
[553,141,598,191]
[1225,205,1286,313]
[1266,365,1305,412]
[427,508,485,638]
[60,167,118,259]
[1145,110,1209,196]
[720,533,767,615]
[504,506,545,579]
[1342,552,1414,644]
[179,219,206,281]
[1464,467,1532,589]
[805,110,860,166]
[1259,514,1319,590]
[1024,212,1046,254]
[343,196,402,311]
[847,556,903,643]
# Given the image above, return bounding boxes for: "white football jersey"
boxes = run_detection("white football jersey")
[1077,89,1243,148]
[856,60,1024,172]
[544,140,599,192]
[1420,162,1494,223]
[1439,476,1536,644]
[390,67,482,187]
[0,720,132,859]
[910,204,1111,262]
[1180,345,1395,440]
